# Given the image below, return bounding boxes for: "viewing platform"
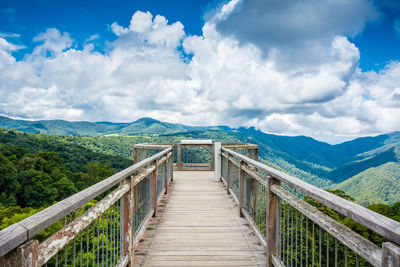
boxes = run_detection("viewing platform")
[135,171,265,266]
[0,141,400,266]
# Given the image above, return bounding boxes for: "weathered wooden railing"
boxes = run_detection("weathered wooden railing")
[135,140,216,171]
[219,146,400,267]
[0,145,173,266]
[134,141,257,172]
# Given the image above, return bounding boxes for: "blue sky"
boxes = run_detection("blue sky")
[1,0,399,71]
[0,0,400,143]
[0,0,214,58]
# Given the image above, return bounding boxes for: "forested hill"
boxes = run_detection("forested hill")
[0,115,399,206]
[0,128,131,210]
[0,116,227,136]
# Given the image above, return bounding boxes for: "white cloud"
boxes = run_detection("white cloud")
[0,3,399,143]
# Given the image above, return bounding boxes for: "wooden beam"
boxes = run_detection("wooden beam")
[226,154,231,194]
[266,178,281,267]
[239,161,245,217]
[211,143,215,171]
[177,144,182,171]
[170,154,174,182]
[382,242,400,267]
[164,158,168,194]
[271,184,382,266]
[0,240,38,267]
[133,148,138,164]
[122,184,131,266]
[152,167,157,218]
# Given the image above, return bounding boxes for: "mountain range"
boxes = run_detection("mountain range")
[0,116,228,136]
[0,115,399,206]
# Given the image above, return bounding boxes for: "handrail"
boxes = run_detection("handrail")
[0,146,172,258]
[221,147,400,245]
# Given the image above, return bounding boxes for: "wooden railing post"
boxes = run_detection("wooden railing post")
[128,175,134,265]
[382,242,400,266]
[227,153,231,194]
[152,164,157,217]
[0,240,38,267]
[214,142,221,182]
[164,159,168,194]
[122,177,133,265]
[177,144,182,170]
[266,177,281,267]
[211,143,215,171]
[170,153,174,181]
[239,160,245,217]
[133,148,138,164]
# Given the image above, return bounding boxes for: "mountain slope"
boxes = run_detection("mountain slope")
[1,116,400,205]
[332,162,400,206]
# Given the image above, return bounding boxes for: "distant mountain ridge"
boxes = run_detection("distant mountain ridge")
[0,116,228,136]
[0,115,399,205]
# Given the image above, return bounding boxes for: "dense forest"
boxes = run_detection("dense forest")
[0,128,132,231]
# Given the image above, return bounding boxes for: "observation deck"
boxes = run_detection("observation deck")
[0,141,399,266]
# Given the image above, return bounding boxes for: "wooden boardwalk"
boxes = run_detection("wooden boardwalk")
[135,171,266,266]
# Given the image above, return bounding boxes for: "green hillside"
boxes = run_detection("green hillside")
[1,116,400,206]
[332,162,400,206]
[0,116,228,136]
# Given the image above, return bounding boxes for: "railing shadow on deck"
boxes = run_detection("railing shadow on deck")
[0,141,399,266]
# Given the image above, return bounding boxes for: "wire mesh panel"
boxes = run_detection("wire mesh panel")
[157,161,165,199]
[279,200,374,267]
[136,148,164,162]
[228,160,240,198]
[181,145,212,165]
[134,174,152,237]
[167,156,172,182]
[221,155,227,182]
[42,199,123,267]
[243,172,267,238]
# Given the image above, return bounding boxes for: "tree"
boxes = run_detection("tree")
[0,152,20,207]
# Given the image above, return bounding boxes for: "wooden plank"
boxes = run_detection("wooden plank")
[137,171,265,266]
[222,147,400,245]
[271,184,382,266]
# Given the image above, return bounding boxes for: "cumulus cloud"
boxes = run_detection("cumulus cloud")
[0,2,399,143]
[216,0,376,69]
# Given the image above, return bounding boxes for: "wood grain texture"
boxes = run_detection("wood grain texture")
[135,171,266,266]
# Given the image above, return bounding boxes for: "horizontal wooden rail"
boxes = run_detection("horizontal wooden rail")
[0,146,172,258]
[271,184,382,266]
[221,147,400,246]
